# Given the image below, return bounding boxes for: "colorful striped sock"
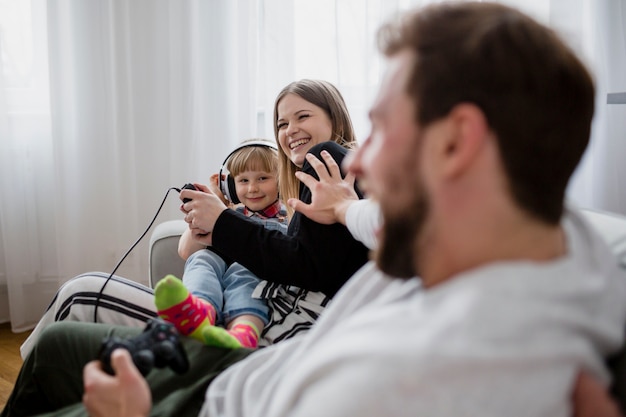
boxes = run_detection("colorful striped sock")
[154,275,216,342]
[201,320,260,349]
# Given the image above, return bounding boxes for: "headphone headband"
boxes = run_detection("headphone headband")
[219,140,279,205]
[220,140,278,168]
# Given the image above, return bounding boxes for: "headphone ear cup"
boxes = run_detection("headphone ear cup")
[219,140,276,205]
[219,171,234,204]
[226,174,240,205]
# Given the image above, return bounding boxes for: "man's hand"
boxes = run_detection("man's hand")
[83,349,151,417]
[573,372,623,417]
[290,150,359,225]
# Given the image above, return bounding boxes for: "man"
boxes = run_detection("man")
[195,2,626,415]
[3,3,625,417]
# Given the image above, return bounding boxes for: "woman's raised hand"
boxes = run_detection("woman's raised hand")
[290,150,359,225]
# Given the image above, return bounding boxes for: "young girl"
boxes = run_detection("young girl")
[155,139,287,349]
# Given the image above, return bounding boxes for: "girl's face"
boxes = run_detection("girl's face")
[234,170,279,212]
[276,93,334,168]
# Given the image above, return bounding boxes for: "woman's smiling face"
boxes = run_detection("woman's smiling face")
[276,93,334,168]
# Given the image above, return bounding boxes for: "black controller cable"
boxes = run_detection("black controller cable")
[92,187,185,323]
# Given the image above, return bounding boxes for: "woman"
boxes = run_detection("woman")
[18,79,369,358]
[181,79,365,298]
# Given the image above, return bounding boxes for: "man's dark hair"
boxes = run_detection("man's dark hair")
[378,2,595,224]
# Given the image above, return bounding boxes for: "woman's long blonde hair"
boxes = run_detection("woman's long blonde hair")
[273,79,357,218]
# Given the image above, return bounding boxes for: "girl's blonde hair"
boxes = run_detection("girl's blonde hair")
[272,79,357,218]
[226,139,279,178]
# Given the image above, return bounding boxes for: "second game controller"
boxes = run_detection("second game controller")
[98,317,189,376]
[180,183,198,203]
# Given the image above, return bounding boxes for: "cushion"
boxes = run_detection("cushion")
[581,209,626,413]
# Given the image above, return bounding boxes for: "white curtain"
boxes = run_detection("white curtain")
[0,0,260,331]
[1,0,625,331]
[566,0,626,214]
[260,0,626,215]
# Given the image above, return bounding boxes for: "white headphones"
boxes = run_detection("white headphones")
[219,140,279,204]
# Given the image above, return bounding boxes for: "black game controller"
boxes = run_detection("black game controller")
[180,183,198,203]
[98,317,189,376]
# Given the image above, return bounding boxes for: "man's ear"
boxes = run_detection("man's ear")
[438,103,489,179]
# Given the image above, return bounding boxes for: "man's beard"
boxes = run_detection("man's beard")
[375,189,428,279]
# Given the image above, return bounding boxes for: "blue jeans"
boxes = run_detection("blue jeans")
[183,249,269,326]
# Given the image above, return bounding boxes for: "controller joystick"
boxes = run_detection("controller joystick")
[98,317,189,376]
[180,183,198,203]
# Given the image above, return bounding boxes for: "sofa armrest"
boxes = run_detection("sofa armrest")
[580,208,626,414]
[148,219,187,288]
[580,208,626,268]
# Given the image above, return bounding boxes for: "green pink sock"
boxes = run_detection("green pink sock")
[201,321,260,349]
[154,275,216,342]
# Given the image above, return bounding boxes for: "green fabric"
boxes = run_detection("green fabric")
[1,321,253,417]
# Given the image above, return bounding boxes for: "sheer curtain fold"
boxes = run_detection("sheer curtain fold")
[1,0,624,331]
[563,0,626,214]
[0,0,259,331]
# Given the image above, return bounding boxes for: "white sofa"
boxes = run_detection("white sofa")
[147,207,626,411]
[149,219,188,287]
